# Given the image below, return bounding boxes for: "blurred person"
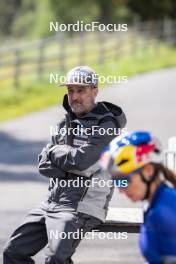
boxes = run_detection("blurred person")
[3,66,126,264]
[100,131,176,264]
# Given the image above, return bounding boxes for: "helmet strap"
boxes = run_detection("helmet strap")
[139,168,158,200]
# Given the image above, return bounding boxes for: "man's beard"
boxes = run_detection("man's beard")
[71,103,85,115]
[70,101,96,116]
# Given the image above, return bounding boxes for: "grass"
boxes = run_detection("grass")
[0,82,67,121]
[0,39,176,122]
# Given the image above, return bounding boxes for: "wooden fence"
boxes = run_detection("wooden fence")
[0,20,176,88]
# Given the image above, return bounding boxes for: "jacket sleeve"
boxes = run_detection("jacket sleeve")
[38,143,66,178]
[49,118,122,177]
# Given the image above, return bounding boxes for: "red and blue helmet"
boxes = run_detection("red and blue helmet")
[100,131,162,175]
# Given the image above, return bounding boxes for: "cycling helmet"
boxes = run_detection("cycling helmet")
[100,131,161,176]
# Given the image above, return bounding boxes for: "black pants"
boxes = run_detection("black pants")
[3,207,101,264]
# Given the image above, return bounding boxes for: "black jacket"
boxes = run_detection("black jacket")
[38,95,126,221]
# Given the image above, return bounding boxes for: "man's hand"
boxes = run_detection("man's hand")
[38,143,66,178]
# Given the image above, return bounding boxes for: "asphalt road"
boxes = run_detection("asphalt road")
[0,67,176,263]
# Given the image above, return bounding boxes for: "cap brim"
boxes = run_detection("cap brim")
[58,83,97,87]
[58,83,96,87]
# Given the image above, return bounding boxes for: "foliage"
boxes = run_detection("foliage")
[0,0,176,39]
[127,0,176,20]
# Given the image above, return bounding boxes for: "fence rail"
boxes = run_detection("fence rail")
[0,20,176,88]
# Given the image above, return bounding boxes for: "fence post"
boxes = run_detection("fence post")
[38,41,45,79]
[58,34,66,74]
[115,31,124,59]
[79,32,86,65]
[147,21,154,53]
[141,21,150,55]
[137,20,144,57]
[163,19,174,45]
[152,20,162,52]
[14,49,21,88]
[130,21,139,57]
[98,32,106,65]
[131,19,142,55]
[173,20,176,45]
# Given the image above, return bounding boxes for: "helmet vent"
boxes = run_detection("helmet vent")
[117,159,129,166]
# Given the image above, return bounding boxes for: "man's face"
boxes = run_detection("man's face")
[67,85,98,116]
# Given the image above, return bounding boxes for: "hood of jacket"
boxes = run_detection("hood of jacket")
[62,94,127,128]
